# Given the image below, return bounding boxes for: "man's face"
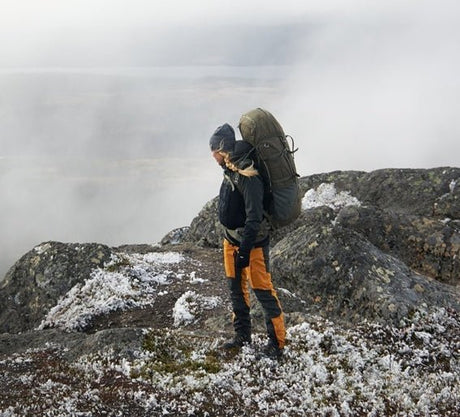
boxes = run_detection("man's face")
[211,150,225,166]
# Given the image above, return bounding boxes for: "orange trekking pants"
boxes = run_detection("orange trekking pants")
[223,239,285,349]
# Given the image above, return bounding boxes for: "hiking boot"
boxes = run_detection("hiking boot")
[256,343,283,360]
[221,334,251,350]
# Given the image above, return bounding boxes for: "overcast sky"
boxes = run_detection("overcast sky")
[0,0,305,67]
[1,0,459,171]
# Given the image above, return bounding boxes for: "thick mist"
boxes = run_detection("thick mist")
[0,68,284,278]
[267,1,460,173]
[1,1,460,278]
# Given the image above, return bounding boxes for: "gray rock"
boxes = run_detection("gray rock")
[0,327,143,361]
[301,167,460,218]
[161,226,191,245]
[0,241,112,333]
[271,209,459,325]
[184,197,224,248]
[184,168,460,248]
[336,205,459,285]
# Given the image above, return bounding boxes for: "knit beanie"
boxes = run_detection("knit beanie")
[209,123,236,152]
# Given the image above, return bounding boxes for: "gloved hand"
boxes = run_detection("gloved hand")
[235,250,250,269]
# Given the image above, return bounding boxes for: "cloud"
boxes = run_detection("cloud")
[2,0,459,167]
[0,0,408,67]
[275,0,460,173]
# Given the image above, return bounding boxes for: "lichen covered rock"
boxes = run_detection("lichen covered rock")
[0,242,112,333]
[271,208,459,324]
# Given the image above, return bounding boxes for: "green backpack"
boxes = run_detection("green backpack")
[238,108,301,228]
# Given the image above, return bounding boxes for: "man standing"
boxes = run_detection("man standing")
[209,123,286,359]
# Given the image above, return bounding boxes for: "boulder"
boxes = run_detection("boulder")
[336,205,459,285]
[300,167,459,218]
[0,241,112,333]
[184,197,223,248]
[271,207,459,324]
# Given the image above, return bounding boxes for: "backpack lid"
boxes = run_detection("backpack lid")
[238,108,285,145]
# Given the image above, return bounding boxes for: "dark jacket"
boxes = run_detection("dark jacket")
[218,142,269,252]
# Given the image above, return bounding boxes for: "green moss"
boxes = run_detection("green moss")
[137,330,222,380]
[427,171,443,185]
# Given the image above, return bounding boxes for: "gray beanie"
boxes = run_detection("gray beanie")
[209,123,236,152]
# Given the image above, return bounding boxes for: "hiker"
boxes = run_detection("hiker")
[209,123,286,359]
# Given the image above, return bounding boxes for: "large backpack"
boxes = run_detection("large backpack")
[238,108,301,228]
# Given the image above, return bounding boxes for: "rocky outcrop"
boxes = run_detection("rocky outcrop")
[190,167,455,251]
[297,168,459,287]
[0,242,112,333]
[185,197,223,248]
[0,241,228,351]
[299,167,459,218]
[183,168,459,324]
[271,207,458,324]
[335,205,459,285]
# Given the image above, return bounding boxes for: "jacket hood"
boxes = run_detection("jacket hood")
[229,141,255,168]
